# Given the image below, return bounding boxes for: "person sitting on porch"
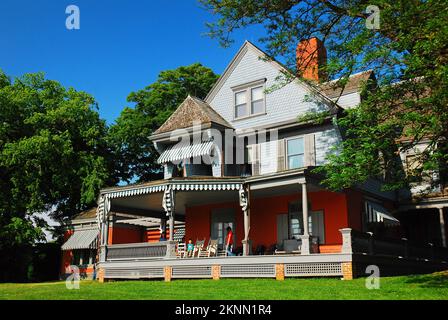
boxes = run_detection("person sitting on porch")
[187,239,194,257]
[225,226,235,256]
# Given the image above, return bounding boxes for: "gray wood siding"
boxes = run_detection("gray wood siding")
[332,92,361,109]
[208,46,331,131]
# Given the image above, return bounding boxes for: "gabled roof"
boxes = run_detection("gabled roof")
[153,95,233,135]
[319,70,375,99]
[204,40,342,114]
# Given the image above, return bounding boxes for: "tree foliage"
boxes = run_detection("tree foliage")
[0,70,115,280]
[201,0,448,192]
[108,63,219,183]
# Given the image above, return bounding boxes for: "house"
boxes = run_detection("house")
[61,38,448,281]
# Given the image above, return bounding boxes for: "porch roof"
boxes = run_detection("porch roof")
[100,176,244,199]
[98,177,245,217]
[152,95,232,136]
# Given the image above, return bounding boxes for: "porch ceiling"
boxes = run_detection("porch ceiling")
[250,182,324,199]
[109,189,240,216]
[111,192,165,214]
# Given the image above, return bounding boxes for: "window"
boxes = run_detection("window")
[211,208,236,249]
[235,91,247,118]
[288,201,325,243]
[233,83,265,119]
[286,137,305,169]
[251,86,264,114]
[288,202,303,239]
[72,249,95,265]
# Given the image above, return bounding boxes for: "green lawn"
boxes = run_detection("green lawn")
[1,272,448,300]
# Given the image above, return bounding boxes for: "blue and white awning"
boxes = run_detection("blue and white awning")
[365,201,400,226]
[157,141,215,164]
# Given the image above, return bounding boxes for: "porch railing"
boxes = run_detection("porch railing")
[340,228,448,262]
[105,241,177,261]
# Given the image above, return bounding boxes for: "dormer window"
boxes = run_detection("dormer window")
[233,79,266,119]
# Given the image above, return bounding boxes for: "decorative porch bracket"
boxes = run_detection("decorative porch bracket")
[239,185,251,256]
[162,187,176,240]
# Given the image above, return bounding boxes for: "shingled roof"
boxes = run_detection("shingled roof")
[73,207,97,220]
[153,95,233,135]
[319,70,375,99]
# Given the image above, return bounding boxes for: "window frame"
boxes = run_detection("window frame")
[285,136,305,170]
[234,89,248,118]
[232,79,266,120]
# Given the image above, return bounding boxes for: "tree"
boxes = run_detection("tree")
[201,0,448,192]
[0,70,114,281]
[108,63,219,183]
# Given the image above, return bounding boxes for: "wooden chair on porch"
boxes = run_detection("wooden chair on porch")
[193,239,205,258]
[208,239,219,257]
[199,239,219,257]
[176,242,187,258]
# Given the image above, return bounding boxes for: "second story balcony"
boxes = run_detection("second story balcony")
[246,135,316,177]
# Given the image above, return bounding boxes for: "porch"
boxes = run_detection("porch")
[95,172,448,281]
[98,228,448,281]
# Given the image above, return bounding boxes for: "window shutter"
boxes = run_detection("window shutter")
[304,134,316,167]
[277,139,285,172]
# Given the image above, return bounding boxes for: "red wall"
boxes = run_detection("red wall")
[109,225,143,244]
[185,203,244,245]
[61,230,74,275]
[184,190,350,250]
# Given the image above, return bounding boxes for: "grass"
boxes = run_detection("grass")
[1,271,448,300]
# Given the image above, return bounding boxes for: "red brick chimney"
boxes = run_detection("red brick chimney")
[296,37,327,82]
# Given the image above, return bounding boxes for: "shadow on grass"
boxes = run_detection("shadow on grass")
[403,270,448,288]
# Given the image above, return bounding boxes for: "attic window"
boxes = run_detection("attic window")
[233,79,266,119]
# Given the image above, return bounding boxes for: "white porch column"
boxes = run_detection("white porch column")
[299,182,311,254]
[239,185,251,256]
[99,197,111,262]
[168,214,175,240]
[439,207,446,248]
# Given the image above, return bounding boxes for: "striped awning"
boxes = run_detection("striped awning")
[365,201,400,227]
[157,140,215,164]
[61,229,99,250]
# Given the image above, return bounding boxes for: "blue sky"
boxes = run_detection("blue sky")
[0,0,265,124]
